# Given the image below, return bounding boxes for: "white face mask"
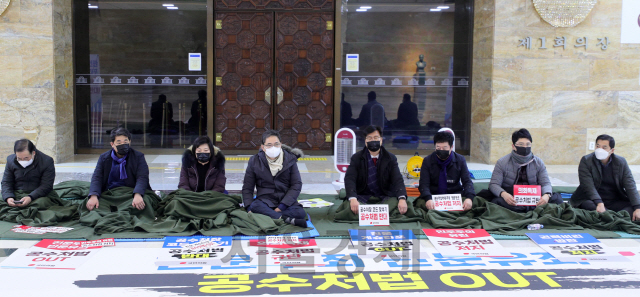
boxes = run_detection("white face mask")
[594,148,610,160]
[265,147,281,159]
[18,159,34,168]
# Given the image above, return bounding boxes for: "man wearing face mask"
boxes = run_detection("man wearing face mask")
[1,139,55,207]
[179,136,226,193]
[343,125,409,216]
[242,130,307,228]
[86,127,151,211]
[416,131,475,211]
[489,128,563,212]
[570,134,640,220]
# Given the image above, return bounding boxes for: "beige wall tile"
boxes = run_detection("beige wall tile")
[474,0,495,29]
[552,91,618,130]
[494,0,526,28]
[0,68,22,87]
[522,59,590,91]
[493,58,524,90]
[552,28,620,60]
[589,59,640,91]
[22,55,53,88]
[618,92,640,129]
[1,0,21,23]
[492,90,553,128]
[472,58,493,90]
[473,26,494,59]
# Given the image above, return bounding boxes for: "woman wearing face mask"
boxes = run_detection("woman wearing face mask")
[570,134,640,221]
[242,130,308,228]
[178,136,226,193]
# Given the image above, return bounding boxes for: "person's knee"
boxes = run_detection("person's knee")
[578,200,597,211]
[491,197,507,206]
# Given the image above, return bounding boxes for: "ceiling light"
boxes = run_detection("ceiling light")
[88,5,98,8]
[162,4,174,6]
[167,6,178,9]
[356,8,367,11]
[437,6,449,9]
[430,8,441,11]
[360,6,371,9]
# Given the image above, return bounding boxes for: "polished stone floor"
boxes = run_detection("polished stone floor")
[3,154,640,193]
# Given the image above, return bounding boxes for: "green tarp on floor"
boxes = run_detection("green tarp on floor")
[0,181,637,240]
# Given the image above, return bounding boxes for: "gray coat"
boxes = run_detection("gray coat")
[489,153,552,197]
[570,153,640,208]
[1,149,56,201]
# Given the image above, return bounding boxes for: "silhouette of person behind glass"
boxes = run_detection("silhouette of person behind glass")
[356,91,387,127]
[149,94,175,147]
[188,90,208,137]
[395,94,420,129]
[341,93,355,127]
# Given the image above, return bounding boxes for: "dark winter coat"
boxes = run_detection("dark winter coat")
[418,151,475,200]
[178,145,226,193]
[89,148,151,197]
[1,149,55,201]
[570,153,640,208]
[344,146,407,200]
[242,145,304,209]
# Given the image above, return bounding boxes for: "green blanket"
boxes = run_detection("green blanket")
[0,190,78,227]
[140,189,312,236]
[334,196,423,223]
[78,187,162,234]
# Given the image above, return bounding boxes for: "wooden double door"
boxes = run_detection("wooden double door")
[215,11,334,151]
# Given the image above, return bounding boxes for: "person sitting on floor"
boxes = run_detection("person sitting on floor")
[345,125,408,215]
[1,139,55,207]
[570,134,640,220]
[417,131,475,211]
[178,136,226,193]
[242,130,307,228]
[86,127,152,211]
[488,128,563,213]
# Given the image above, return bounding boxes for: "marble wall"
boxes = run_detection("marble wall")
[471,0,640,165]
[0,0,73,163]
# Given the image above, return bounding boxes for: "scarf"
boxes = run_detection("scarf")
[510,150,534,166]
[436,152,453,195]
[267,149,284,176]
[110,150,128,180]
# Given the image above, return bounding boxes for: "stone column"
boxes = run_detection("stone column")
[0,0,74,163]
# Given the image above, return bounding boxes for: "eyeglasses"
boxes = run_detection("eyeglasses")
[515,142,531,147]
[264,143,281,149]
[365,136,382,141]
[114,140,130,145]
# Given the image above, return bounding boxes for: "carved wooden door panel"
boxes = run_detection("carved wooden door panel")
[274,12,334,151]
[215,12,273,149]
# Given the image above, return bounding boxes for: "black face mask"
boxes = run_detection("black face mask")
[436,149,450,160]
[515,146,531,156]
[197,153,211,163]
[116,144,130,156]
[366,141,381,152]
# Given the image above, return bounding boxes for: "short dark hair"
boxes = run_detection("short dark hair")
[14,139,35,154]
[596,134,615,148]
[433,131,454,147]
[511,128,532,144]
[192,136,214,155]
[363,125,383,138]
[159,94,167,102]
[261,130,281,145]
[403,94,411,102]
[110,127,132,142]
[198,90,207,98]
[367,91,376,101]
